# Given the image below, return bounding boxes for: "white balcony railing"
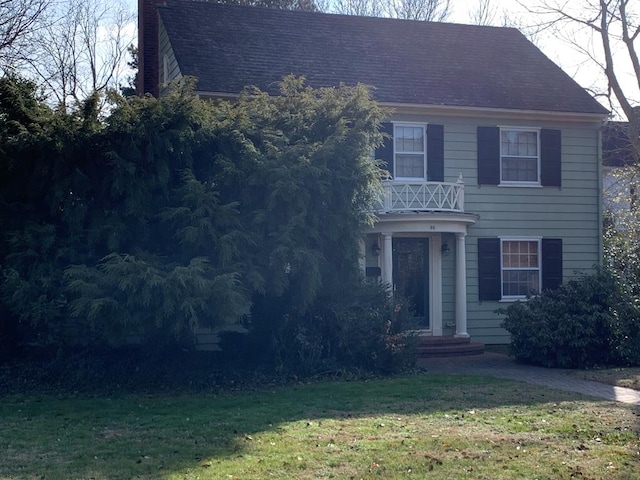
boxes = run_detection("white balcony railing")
[378,174,465,213]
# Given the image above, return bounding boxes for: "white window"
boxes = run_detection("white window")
[394,124,426,179]
[501,239,541,299]
[501,128,539,183]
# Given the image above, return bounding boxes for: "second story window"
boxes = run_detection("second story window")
[477,126,561,187]
[501,129,540,183]
[375,122,444,182]
[394,124,426,180]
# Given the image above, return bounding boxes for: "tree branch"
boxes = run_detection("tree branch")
[599,0,635,120]
[619,0,640,94]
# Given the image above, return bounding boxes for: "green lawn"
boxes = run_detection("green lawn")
[1,374,639,479]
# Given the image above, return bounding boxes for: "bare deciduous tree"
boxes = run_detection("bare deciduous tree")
[329,0,451,21]
[331,0,386,17]
[0,0,50,70]
[468,0,498,26]
[22,0,135,109]
[392,0,450,21]
[521,1,639,123]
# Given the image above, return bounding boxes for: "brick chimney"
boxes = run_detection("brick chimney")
[138,0,164,96]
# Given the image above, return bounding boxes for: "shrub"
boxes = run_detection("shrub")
[302,284,418,373]
[499,268,640,368]
[218,282,418,375]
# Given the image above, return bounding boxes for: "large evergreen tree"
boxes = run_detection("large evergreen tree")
[0,75,386,350]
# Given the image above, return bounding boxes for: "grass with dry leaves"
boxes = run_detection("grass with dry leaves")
[1,374,639,479]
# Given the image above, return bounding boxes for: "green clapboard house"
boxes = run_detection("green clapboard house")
[138,0,608,349]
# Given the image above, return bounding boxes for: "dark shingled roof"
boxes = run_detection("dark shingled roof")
[157,0,608,115]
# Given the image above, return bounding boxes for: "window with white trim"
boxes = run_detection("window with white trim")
[394,124,426,179]
[501,128,539,183]
[501,239,541,298]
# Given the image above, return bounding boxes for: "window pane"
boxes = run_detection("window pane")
[502,157,538,182]
[396,154,425,178]
[503,270,540,296]
[503,241,538,268]
[501,130,537,156]
[396,126,424,153]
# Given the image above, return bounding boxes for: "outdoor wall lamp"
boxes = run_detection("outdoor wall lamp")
[371,243,381,256]
[441,242,450,257]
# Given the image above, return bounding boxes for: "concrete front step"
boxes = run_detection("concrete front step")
[417,336,484,358]
[417,336,471,346]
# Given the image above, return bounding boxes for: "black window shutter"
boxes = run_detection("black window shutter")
[376,122,394,177]
[540,129,561,187]
[478,238,501,301]
[477,126,500,185]
[427,124,444,182]
[541,238,563,290]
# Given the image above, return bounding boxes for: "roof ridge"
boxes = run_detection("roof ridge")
[160,0,519,31]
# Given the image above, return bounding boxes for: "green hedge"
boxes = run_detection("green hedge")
[500,268,640,368]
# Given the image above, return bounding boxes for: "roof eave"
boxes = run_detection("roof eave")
[195,91,608,124]
[380,101,609,124]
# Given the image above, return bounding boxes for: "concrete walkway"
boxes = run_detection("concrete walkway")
[417,352,640,405]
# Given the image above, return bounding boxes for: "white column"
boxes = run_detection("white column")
[455,232,469,338]
[431,234,443,336]
[382,233,393,289]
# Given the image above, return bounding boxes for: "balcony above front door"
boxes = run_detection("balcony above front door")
[377,174,465,214]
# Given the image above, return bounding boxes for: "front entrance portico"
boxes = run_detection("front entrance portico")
[364,211,478,338]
